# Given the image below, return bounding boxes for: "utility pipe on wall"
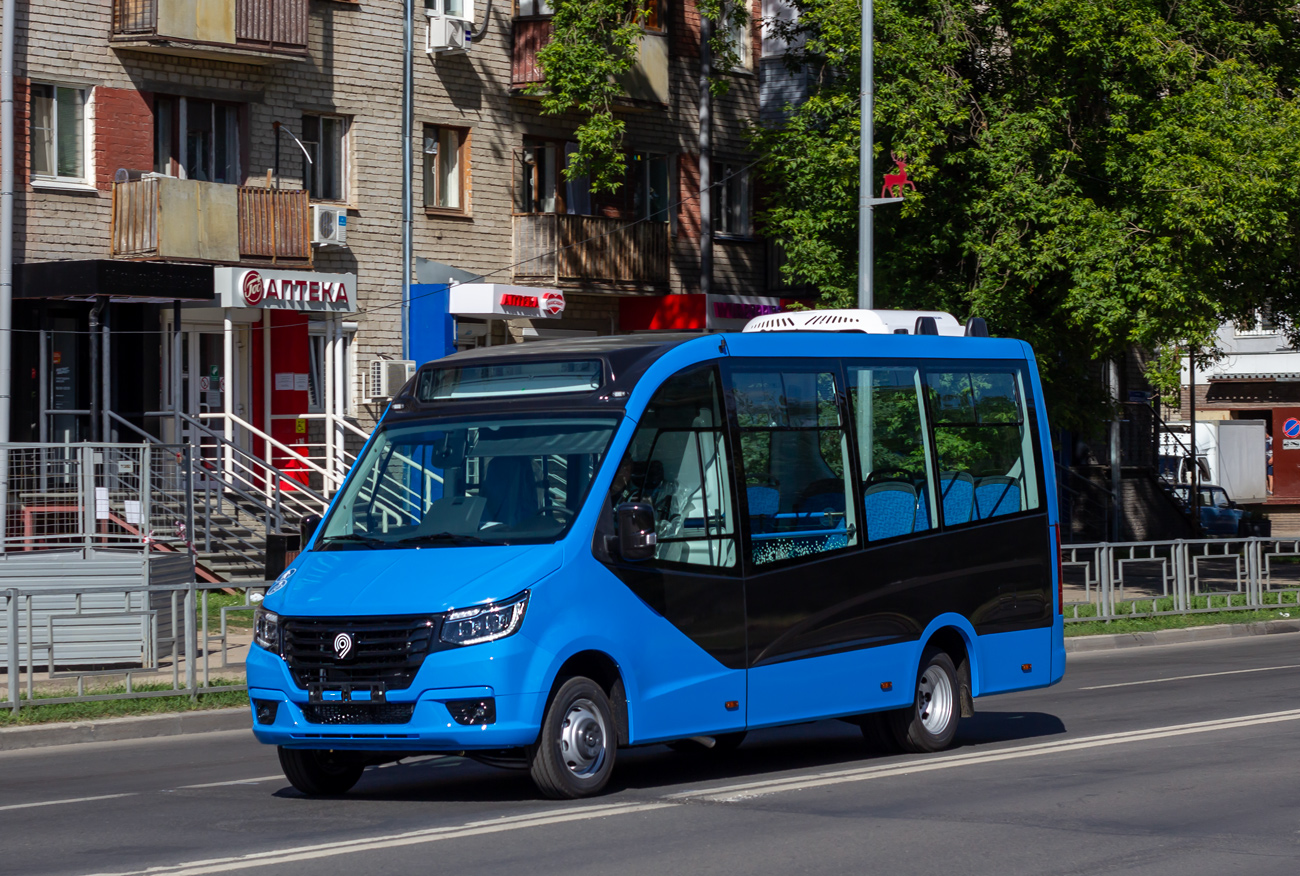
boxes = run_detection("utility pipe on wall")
[699,11,713,299]
[0,0,14,443]
[402,0,413,359]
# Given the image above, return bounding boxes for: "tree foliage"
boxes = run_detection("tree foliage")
[755,0,1300,429]
[534,1,751,192]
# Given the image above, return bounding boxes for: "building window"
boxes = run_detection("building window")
[517,140,561,213]
[307,327,355,415]
[1237,305,1282,337]
[516,0,553,16]
[30,84,87,182]
[154,97,241,184]
[630,152,670,222]
[301,114,349,203]
[721,2,753,69]
[714,162,751,237]
[423,125,468,212]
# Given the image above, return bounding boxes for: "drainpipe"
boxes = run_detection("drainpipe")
[89,297,106,442]
[699,10,713,301]
[0,0,14,443]
[401,0,413,360]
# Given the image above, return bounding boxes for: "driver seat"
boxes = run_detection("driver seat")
[479,456,539,526]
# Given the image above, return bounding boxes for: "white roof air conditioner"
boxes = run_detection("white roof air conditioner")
[312,204,348,247]
[743,309,965,336]
[426,12,471,55]
[369,359,416,402]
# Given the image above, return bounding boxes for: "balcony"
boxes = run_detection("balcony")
[111,0,309,64]
[511,19,668,106]
[111,177,312,265]
[513,214,669,289]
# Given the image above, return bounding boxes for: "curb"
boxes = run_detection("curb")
[1066,619,1300,653]
[0,708,250,753]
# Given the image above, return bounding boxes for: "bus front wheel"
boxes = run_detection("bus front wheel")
[529,676,617,799]
[889,648,961,753]
[277,747,366,796]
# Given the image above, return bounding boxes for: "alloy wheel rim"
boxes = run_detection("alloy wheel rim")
[917,665,954,735]
[559,698,608,778]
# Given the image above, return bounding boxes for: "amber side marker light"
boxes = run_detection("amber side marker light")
[1022,664,1033,673]
[725,701,739,711]
[880,682,893,691]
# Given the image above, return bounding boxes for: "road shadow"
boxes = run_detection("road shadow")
[280,712,1066,804]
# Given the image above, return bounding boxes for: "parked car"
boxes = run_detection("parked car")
[1171,484,1269,537]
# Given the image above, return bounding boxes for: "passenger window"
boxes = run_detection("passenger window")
[847,365,937,541]
[924,366,1040,525]
[730,368,857,565]
[609,365,737,568]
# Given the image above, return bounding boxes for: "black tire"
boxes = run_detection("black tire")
[887,648,961,753]
[667,731,747,754]
[277,747,366,795]
[529,677,617,799]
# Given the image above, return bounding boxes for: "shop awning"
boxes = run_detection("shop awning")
[14,260,214,303]
[449,284,565,320]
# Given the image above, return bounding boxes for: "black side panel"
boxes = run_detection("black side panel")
[745,512,1052,667]
[604,563,748,670]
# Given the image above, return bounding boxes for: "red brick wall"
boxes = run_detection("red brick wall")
[673,1,701,58]
[15,78,29,185]
[678,152,700,240]
[94,87,154,191]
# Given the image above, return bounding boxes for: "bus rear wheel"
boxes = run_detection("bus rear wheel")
[277,747,365,796]
[889,648,961,753]
[529,676,617,799]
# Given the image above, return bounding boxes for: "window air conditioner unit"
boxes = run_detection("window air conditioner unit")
[312,204,348,247]
[426,11,471,55]
[369,359,416,402]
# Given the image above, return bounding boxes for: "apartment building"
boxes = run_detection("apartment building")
[5,0,798,477]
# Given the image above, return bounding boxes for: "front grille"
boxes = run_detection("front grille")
[300,702,417,725]
[282,616,437,691]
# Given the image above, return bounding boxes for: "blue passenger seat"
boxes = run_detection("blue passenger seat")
[862,481,917,541]
[975,476,1020,518]
[939,471,975,526]
[747,485,779,532]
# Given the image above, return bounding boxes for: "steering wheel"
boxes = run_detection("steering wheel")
[865,466,909,486]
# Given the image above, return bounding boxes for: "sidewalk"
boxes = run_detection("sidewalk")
[1065,618,1300,652]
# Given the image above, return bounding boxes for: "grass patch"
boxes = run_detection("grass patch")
[196,591,256,630]
[1066,590,1299,636]
[0,680,248,726]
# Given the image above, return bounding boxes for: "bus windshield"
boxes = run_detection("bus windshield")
[316,415,620,549]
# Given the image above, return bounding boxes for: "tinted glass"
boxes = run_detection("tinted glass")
[847,364,937,541]
[610,365,736,568]
[731,368,856,564]
[924,366,1040,525]
[417,360,603,400]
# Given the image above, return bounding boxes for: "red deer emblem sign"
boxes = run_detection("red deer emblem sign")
[881,153,917,198]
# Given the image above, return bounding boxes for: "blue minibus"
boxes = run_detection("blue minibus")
[248,309,1064,799]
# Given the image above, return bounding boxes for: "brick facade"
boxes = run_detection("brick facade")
[7,1,770,429]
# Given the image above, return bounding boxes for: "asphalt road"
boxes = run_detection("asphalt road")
[3,634,1299,876]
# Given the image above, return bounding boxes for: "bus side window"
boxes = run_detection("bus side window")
[924,365,1041,525]
[846,364,938,541]
[609,365,737,568]
[730,367,857,565]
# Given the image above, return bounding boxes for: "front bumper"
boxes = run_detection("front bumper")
[246,634,549,751]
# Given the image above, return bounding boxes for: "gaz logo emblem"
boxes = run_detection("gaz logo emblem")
[332,633,354,660]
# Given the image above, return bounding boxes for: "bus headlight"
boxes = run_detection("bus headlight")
[440,591,529,646]
[254,608,281,653]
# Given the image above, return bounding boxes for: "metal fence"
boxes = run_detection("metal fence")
[2,581,261,714]
[1061,538,1300,621]
[1,443,194,554]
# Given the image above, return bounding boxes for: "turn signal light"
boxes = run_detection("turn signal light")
[880,682,893,691]
[1022,663,1032,673]
[725,701,739,711]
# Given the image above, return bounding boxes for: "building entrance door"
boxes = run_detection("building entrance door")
[161,313,254,455]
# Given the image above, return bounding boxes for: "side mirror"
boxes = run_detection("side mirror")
[300,513,322,544]
[616,502,657,562]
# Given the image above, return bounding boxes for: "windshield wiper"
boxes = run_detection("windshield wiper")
[395,532,492,546]
[319,533,386,549]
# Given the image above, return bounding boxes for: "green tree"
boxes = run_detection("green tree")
[756,0,1300,429]
[532,1,750,193]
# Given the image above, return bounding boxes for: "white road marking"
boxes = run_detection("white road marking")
[1078,664,1300,691]
[81,802,677,876]
[178,775,285,790]
[0,792,136,813]
[669,707,1300,802]
[69,707,1300,874]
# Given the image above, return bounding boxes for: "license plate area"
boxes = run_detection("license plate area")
[307,683,388,703]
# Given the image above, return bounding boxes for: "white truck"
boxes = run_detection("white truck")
[1160,420,1267,504]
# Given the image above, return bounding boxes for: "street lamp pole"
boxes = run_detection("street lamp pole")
[856,0,874,310]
